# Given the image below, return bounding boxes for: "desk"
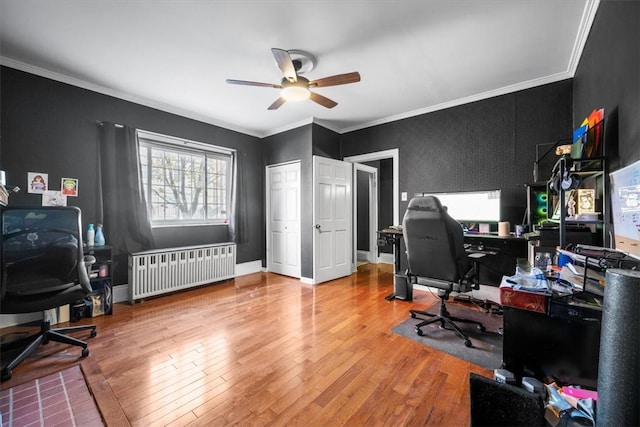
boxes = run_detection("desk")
[464,233,528,285]
[502,306,600,389]
[378,229,528,287]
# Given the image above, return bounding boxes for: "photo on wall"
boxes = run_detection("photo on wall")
[61,178,79,197]
[28,172,48,194]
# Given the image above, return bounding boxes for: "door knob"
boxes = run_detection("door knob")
[314,224,321,230]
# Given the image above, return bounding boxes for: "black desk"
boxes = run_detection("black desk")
[502,306,600,389]
[464,233,528,285]
[377,230,528,286]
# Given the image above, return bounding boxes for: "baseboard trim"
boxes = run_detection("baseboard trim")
[379,253,394,264]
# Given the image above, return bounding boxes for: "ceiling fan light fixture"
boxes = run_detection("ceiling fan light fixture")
[281,84,310,101]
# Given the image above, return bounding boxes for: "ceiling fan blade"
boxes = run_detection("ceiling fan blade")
[271,48,297,82]
[309,72,361,88]
[226,79,281,88]
[268,97,287,110]
[309,91,338,109]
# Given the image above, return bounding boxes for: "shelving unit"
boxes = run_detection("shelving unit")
[546,155,607,248]
[84,245,113,315]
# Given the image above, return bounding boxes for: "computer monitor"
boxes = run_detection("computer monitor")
[421,190,501,223]
[609,158,640,260]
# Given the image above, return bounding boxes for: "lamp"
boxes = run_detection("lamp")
[280,77,310,101]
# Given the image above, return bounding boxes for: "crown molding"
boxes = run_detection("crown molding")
[0,56,264,138]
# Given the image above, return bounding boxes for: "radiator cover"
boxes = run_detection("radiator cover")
[128,243,236,303]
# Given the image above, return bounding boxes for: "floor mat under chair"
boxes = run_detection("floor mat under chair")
[391,302,503,370]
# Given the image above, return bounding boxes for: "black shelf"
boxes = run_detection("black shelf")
[83,245,113,315]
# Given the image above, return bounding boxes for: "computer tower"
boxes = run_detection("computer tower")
[394,274,412,301]
[527,184,548,229]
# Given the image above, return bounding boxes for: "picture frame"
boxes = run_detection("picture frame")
[577,189,596,214]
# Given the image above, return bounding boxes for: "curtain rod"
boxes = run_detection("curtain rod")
[93,120,124,128]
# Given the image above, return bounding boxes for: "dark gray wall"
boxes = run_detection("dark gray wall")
[340,80,574,227]
[312,123,341,159]
[573,0,640,171]
[0,66,263,285]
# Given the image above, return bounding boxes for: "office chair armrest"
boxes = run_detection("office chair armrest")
[79,255,97,292]
[84,255,97,266]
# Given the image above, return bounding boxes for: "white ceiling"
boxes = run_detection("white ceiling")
[0,0,599,138]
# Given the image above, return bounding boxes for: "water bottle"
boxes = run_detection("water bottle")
[95,224,105,246]
[535,252,551,273]
[86,224,95,247]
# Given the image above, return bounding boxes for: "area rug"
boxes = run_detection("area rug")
[392,302,503,370]
[0,365,103,426]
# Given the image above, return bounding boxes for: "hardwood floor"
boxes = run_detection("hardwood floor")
[1,263,493,426]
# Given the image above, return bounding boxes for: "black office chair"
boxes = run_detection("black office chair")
[1,206,97,381]
[402,196,485,347]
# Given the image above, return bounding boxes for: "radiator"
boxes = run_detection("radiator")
[128,243,236,303]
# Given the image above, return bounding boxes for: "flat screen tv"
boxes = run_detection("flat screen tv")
[421,190,501,223]
[609,158,640,260]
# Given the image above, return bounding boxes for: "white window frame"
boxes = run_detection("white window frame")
[137,130,236,227]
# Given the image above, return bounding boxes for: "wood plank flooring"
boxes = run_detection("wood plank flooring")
[1,263,493,426]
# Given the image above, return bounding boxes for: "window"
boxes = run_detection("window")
[137,130,235,227]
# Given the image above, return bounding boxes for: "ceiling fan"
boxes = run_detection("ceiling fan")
[226,48,361,110]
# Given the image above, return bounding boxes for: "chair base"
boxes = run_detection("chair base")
[410,298,485,348]
[1,320,96,381]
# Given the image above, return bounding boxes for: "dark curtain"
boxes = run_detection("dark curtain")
[98,123,155,285]
[228,151,248,244]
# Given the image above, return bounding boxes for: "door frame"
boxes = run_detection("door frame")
[353,163,378,266]
[344,149,399,264]
[265,160,301,278]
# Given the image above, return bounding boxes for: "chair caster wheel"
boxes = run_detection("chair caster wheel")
[478,325,486,332]
[81,348,89,358]
[415,328,424,336]
[464,340,473,348]
[90,329,97,338]
[1,368,12,382]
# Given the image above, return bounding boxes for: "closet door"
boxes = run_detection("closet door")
[266,162,301,278]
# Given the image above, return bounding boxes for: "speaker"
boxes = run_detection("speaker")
[597,269,640,427]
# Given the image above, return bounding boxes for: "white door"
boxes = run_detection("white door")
[313,156,352,284]
[354,163,378,265]
[266,162,301,278]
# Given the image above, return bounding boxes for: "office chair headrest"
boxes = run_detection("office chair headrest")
[407,196,444,212]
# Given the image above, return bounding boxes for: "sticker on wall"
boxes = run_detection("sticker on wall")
[28,172,48,194]
[42,190,67,207]
[61,177,79,197]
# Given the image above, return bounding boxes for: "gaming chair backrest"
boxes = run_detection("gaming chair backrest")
[402,196,469,282]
